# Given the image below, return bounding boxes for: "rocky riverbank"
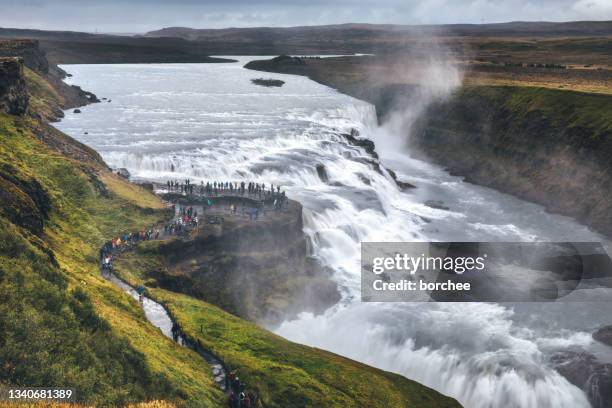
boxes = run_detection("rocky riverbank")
[551,324,612,408]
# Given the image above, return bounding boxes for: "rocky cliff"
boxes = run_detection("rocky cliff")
[0,39,99,121]
[412,86,612,237]
[0,57,28,115]
[0,39,49,74]
[120,196,340,325]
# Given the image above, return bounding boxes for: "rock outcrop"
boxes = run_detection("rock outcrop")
[551,351,612,408]
[0,57,28,115]
[594,325,612,347]
[0,39,48,74]
[0,39,100,120]
[133,196,340,325]
[411,86,612,237]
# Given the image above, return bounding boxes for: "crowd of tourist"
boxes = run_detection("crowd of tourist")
[166,179,287,202]
[228,371,258,408]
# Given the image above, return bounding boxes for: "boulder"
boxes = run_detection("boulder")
[251,78,285,87]
[594,325,612,347]
[316,164,329,182]
[551,351,612,408]
[116,168,130,179]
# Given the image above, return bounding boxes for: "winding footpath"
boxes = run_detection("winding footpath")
[100,243,229,392]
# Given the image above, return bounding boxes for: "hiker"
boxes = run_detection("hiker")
[171,322,180,342]
[137,284,145,303]
[228,393,239,408]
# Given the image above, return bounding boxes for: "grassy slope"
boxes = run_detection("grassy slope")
[487,85,612,137]
[0,68,224,406]
[2,63,461,408]
[114,247,461,408]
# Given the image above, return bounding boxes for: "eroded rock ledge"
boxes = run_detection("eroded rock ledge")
[129,195,340,325]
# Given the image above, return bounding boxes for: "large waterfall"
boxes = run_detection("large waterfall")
[55,58,612,408]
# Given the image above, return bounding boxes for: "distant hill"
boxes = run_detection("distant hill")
[146,21,612,41]
[1,20,611,64]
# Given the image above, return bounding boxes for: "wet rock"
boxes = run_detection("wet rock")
[357,173,371,185]
[116,168,130,179]
[551,351,612,408]
[73,109,81,113]
[343,130,379,159]
[351,156,383,175]
[136,182,154,192]
[316,164,329,182]
[251,78,285,87]
[425,200,450,210]
[594,326,612,347]
[387,168,416,190]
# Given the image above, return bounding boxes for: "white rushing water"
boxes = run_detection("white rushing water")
[55,58,612,408]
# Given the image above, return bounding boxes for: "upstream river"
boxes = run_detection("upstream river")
[56,58,612,408]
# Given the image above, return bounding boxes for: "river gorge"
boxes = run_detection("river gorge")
[54,58,612,408]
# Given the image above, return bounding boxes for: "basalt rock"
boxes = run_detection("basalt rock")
[0,39,49,74]
[316,164,329,182]
[387,168,416,190]
[551,351,612,408]
[411,86,612,238]
[0,57,28,116]
[136,198,340,325]
[594,325,612,347]
[116,168,131,179]
[343,129,378,159]
[251,78,285,87]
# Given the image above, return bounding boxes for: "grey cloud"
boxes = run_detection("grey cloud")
[0,0,610,32]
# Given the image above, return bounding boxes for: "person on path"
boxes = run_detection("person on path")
[137,284,145,304]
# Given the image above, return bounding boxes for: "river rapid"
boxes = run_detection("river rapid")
[55,58,612,408]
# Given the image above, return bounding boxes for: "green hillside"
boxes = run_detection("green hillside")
[0,66,224,406]
[0,57,461,407]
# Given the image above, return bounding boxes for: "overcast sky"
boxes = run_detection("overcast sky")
[1,0,611,33]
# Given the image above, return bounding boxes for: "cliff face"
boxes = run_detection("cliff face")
[0,39,49,74]
[124,197,340,325]
[412,86,612,236]
[0,57,28,115]
[0,39,99,121]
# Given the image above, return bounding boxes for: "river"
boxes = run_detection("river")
[55,57,612,408]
